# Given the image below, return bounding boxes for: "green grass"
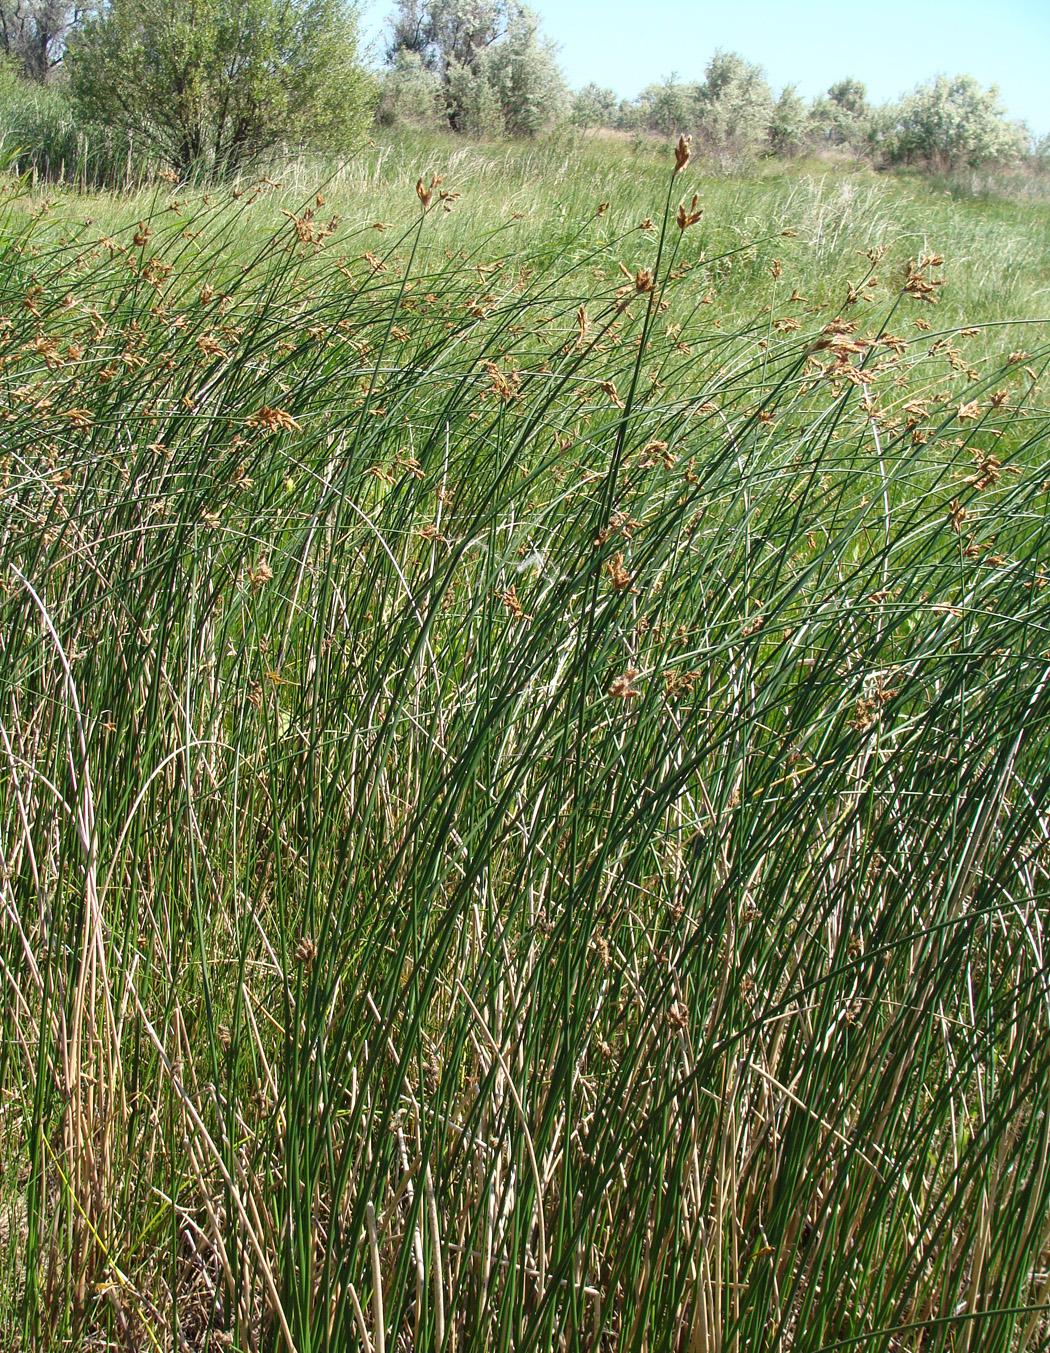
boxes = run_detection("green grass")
[1,134,1049,1351]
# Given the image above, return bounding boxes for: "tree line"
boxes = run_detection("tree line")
[377,5,1039,173]
[0,0,1043,184]
[568,65,1033,172]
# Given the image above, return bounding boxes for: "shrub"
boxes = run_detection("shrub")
[443,53,506,136]
[484,7,565,138]
[632,77,695,138]
[68,0,374,177]
[570,82,618,130]
[768,84,809,158]
[809,77,871,152]
[879,75,1027,171]
[692,50,774,166]
[377,49,444,128]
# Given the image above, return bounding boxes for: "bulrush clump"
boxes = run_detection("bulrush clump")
[481,360,519,402]
[615,264,656,306]
[2,122,1047,1353]
[281,206,339,247]
[947,498,968,532]
[638,439,675,470]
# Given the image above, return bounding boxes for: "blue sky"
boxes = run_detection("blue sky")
[359,0,1050,133]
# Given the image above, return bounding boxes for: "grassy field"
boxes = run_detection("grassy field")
[1,134,1049,1351]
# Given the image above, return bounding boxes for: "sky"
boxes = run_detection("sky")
[358,0,1050,134]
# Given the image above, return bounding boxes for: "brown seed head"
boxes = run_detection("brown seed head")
[609,668,641,700]
[605,552,634,591]
[947,498,968,533]
[674,135,691,174]
[247,405,301,434]
[416,175,442,210]
[676,195,703,232]
[498,586,531,622]
[247,558,273,591]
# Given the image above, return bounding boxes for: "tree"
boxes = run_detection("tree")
[810,77,870,149]
[377,48,443,127]
[570,82,617,130]
[444,51,504,134]
[386,0,565,136]
[632,75,693,137]
[828,78,867,120]
[68,0,373,175]
[0,1,86,81]
[484,7,563,136]
[768,85,808,157]
[388,0,500,71]
[879,75,1026,170]
[693,51,773,164]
